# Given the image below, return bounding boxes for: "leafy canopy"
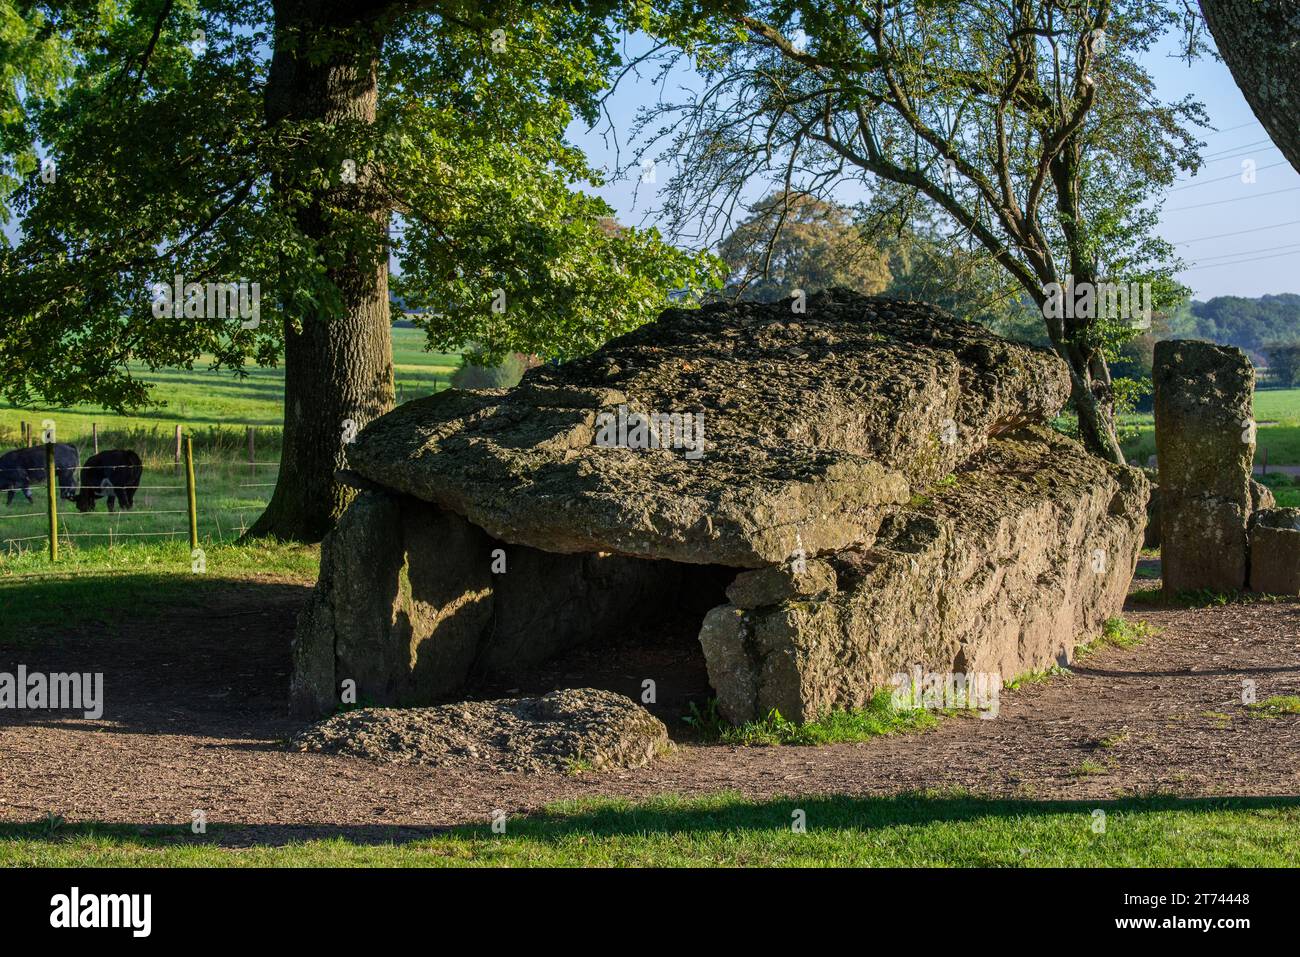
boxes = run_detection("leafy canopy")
[0,0,723,410]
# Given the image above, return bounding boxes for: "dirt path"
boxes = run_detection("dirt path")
[2,580,1299,842]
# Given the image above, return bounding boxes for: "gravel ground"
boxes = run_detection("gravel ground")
[2,575,1298,844]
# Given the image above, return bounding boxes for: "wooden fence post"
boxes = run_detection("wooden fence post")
[247,426,255,472]
[174,424,182,474]
[25,422,33,447]
[46,441,58,562]
[92,422,100,454]
[185,436,198,550]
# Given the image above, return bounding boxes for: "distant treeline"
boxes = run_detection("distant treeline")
[1184,294,1300,357]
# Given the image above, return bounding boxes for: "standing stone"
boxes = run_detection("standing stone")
[1153,340,1255,594]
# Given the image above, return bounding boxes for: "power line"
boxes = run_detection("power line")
[1186,249,1300,271]
[1169,220,1300,245]
[1167,185,1300,212]
[1200,120,1261,139]
[1201,137,1275,161]
[1192,145,1283,166]
[1171,161,1289,191]
[1193,240,1300,264]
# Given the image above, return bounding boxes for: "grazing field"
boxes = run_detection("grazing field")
[1119,387,1300,467]
[0,328,458,554]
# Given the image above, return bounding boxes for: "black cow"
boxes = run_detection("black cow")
[0,444,79,505]
[75,450,143,513]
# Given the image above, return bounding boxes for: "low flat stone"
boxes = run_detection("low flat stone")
[290,688,673,774]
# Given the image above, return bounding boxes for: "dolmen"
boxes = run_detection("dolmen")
[291,289,1149,723]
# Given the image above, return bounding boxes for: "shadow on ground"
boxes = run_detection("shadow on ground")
[4,793,1300,850]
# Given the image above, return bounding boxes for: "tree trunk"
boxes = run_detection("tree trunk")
[247,3,394,542]
[1045,146,1127,467]
[1071,348,1125,464]
[1199,0,1300,174]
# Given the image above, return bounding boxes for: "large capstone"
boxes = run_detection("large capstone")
[344,291,1070,568]
[1153,340,1255,595]
[291,289,1147,722]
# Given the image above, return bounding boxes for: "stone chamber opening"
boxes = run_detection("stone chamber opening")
[463,557,739,724]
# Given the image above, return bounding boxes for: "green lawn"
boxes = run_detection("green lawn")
[3,793,1299,866]
[1120,387,1300,469]
[0,540,318,642]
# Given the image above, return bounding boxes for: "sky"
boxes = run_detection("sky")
[565,29,1300,302]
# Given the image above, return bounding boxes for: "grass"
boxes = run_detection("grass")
[1076,616,1157,658]
[0,540,318,643]
[2,793,1299,866]
[0,327,457,439]
[683,691,939,746]
[1119,386,1300,467]
[1003,665,1070,690]
[1073,759,1109,777]
[1247,696,1300,718]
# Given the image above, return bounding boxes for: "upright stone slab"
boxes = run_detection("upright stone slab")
[1153,340,1254,594]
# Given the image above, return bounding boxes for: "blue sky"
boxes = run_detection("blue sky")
[566,30,1300,302]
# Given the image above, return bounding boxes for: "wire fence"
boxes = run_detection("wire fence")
[1,438,281,557]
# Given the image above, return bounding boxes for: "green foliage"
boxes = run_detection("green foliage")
[1267,343,1300,389]
[870,207,1046,339]
[449,352,540,390]
[715,190,891,301]
[645,0,1201,336]
[0,2,722,409]
[1188,294,1300,357]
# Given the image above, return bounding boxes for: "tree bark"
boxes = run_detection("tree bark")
[247,2,394,542]
[1199,0,1300,174]
[1047,142,1127,466]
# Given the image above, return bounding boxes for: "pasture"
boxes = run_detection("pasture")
[0,327,459,556]
[4,369,1298,557]
[1119,387,1300,469]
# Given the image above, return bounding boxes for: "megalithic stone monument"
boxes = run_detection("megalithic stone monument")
[1153,340,1255,595]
